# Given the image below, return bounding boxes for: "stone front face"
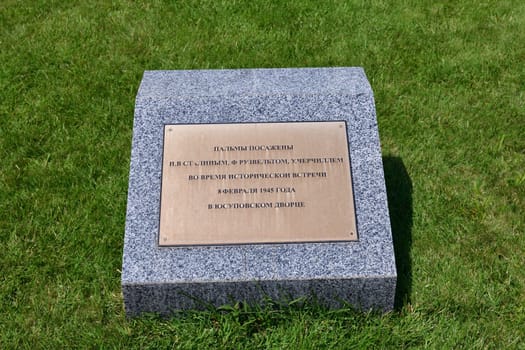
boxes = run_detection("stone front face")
[122,67,396,317]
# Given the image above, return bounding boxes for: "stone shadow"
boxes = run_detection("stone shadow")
[383,156,413,309]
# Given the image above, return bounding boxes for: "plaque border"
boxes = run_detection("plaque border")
[157,120,359,247]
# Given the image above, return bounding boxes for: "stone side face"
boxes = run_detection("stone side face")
[122,67,396,317]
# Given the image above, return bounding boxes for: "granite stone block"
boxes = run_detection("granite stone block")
[122,67,396,317]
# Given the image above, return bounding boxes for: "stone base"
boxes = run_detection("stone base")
[122,67,396,317]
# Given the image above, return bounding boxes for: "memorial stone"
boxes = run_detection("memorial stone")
[122,67,397,316]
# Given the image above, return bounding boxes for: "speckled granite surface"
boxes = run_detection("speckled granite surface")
[122,67,396,317]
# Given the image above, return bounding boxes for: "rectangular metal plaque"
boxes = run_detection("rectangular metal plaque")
[159,121,357,245]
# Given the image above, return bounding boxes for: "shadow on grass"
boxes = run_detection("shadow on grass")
[383,156,413,310]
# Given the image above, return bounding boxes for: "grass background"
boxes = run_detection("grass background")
[1,0,524,348]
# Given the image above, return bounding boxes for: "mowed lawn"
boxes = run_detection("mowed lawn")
[1,0,524,348]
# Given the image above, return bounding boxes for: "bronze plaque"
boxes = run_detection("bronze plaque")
[159,121,357,246]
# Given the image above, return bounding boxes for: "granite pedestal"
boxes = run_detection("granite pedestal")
[122,67,396,316]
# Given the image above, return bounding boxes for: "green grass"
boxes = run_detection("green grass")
[1,0,524,348]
